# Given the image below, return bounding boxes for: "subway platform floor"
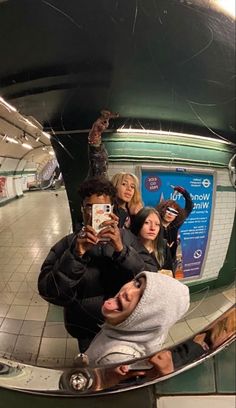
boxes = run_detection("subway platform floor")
[0,189,235,368]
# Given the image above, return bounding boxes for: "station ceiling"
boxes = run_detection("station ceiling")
[0,0,235,158]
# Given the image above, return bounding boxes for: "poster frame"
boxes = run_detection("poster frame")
[136,165,217,282]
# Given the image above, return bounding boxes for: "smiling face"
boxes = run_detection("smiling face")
[102,276,146,325]
[116,175,136,204]
[139,212,161,242]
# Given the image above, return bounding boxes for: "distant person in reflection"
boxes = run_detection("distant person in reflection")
[145,306,236,379]
[156,185,193,266]
[193,306,236,350]
[38,177,159,353]
[84,271,190,366]
[130,207,173,275]
[88,110,143,228]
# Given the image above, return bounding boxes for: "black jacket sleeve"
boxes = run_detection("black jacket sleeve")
[97,229,158,276]
[172,339,204,369]
[162,241,174,271]
[87,143,108,178]
[119,229,158,273]
[37,233,92,306]
[182,189,194,218]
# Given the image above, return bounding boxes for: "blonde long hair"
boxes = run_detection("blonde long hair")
[111,172,143,212]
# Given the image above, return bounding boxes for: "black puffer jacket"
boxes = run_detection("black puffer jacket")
[87,143,131,228]
[38,228,157,351]
[140,240,173,272]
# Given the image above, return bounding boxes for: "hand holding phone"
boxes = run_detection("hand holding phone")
[92,204,112,240]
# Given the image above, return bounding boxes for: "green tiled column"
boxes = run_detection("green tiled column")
[215,342,236,393]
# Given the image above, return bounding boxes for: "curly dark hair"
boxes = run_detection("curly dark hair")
[156,199,186,226]
[78,176,117,204]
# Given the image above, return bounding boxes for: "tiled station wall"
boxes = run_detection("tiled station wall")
[0,157,36,203]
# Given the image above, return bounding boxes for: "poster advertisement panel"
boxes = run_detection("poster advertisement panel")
[0,176,7,201]
[140,167,215,280]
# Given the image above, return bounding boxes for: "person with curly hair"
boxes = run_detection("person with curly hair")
[156,186,194,264]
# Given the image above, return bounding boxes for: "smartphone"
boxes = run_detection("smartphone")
[92,204,112,237]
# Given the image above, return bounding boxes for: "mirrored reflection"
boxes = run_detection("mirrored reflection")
[0,109,235,370]
[0,108,235,372]
[58,306,235,394]
[0,0,235,397]
[0,173,235,369]
[0,306,234,394]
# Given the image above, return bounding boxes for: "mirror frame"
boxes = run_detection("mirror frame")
[0,306,235,396]
[0,0,235,397]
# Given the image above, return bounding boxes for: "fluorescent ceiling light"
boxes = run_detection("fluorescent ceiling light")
[116,128,232,145]
[42,132,51,139]
[6,136,18,144]
[23,118,38,128]
[0,96,17,112]
[22,143,33,149]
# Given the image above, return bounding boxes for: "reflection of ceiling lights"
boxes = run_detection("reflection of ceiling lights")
[23,118,38,128]
[215,0,235,18]
[22,143,33,149]
[0,97,49,148]
[6,136,18,144]
[42,146,54,155]
[116,128,232,145]
[0,96,17,112]
[42,131,51,139]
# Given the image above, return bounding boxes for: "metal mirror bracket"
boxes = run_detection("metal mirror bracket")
[0,306,235,396]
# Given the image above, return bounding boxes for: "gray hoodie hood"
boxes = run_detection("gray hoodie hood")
[86,272,190,366]
[113,271,190,334]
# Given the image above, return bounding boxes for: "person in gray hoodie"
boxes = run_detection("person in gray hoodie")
[85,271,190,366]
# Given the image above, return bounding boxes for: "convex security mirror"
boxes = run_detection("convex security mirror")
[0,0,235,396]
[0,307,235,395]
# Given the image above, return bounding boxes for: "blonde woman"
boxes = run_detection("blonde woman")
[88,110,143,227]
[111,172,143,227]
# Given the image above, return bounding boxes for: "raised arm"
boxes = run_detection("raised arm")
[87,110,119,178]
[174,186,194,218]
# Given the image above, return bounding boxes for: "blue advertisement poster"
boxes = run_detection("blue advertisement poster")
[141,167,215,280]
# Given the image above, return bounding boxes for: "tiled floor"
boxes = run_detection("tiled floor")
[0,189,235,368]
